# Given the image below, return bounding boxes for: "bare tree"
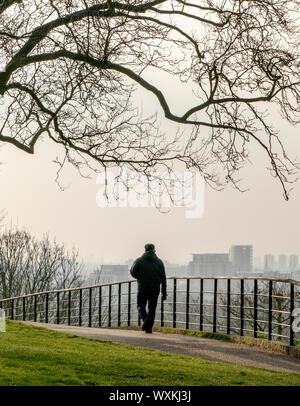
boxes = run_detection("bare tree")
[0,227,84,299]
[0,0,299,198]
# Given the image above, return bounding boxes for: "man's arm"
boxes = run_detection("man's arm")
[130,259,140,279]
[160,261,167,297]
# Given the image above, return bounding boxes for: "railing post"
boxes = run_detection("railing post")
[200,279,203,331]
[68,290,71,326]
[45,293,49,323]
[227,279,231,335]
[128,282,131,327]
[253,279,258,338]
[161,294,164,327]
[98,286,102,328]
[89,288,92,327]
[57,292,60,324]
[108,285,112,327]
[23,297,26,321]
[34,295,37,322]
[186,278,190,330]
[290,283,295,346]
[118,283,121,327]
[173,279,177,328]
[268,280,273,341]
[213,279,217,333]
[79,289,82,327]
[240,279,244,336]
[11,299,14,320]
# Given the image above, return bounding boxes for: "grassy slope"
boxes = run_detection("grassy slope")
[0,320,299,386]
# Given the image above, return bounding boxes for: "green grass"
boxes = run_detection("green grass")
[0,320,299,386]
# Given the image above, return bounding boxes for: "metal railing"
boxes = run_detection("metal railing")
[0,276,299,346]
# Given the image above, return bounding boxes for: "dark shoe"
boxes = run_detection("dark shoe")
[142,318,149,331]
[145,328,152,334]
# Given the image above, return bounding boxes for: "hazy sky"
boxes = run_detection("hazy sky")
[1,65,300,266]
[0,121,299,266]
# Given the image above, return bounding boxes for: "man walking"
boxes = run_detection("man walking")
[130,243,167,333]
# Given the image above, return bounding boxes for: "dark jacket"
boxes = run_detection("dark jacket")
[130,251,167,296]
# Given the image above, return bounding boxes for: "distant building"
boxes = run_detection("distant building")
[188,253,232,276]
[289,255,299,272]
[253,256,262,270]
[86,264,129,285]
[101,264,129,282]
[230,245,253,274]
[278,254,287,272]
[264,254,276,271]
[163,262,188,277]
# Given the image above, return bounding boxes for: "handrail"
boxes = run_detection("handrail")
[0,276,299,346]
[0,275,299,302]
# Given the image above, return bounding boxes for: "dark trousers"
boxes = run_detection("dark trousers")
[137,290,159,329]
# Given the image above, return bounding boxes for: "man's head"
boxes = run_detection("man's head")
[145,243,155,253]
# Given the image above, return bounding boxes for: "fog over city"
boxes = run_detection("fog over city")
[0,1,300,278]
[1,120,300,278]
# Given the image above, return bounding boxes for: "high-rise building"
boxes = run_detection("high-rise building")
[289,255,299,272]
[253,256,262,270]
[230,245,253,274]
[264,254,276,270]
[188,253,231,276]
[101,264,129,282]
[278,254,287,272]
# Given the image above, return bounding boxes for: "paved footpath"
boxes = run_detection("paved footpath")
[21,321,300,374]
